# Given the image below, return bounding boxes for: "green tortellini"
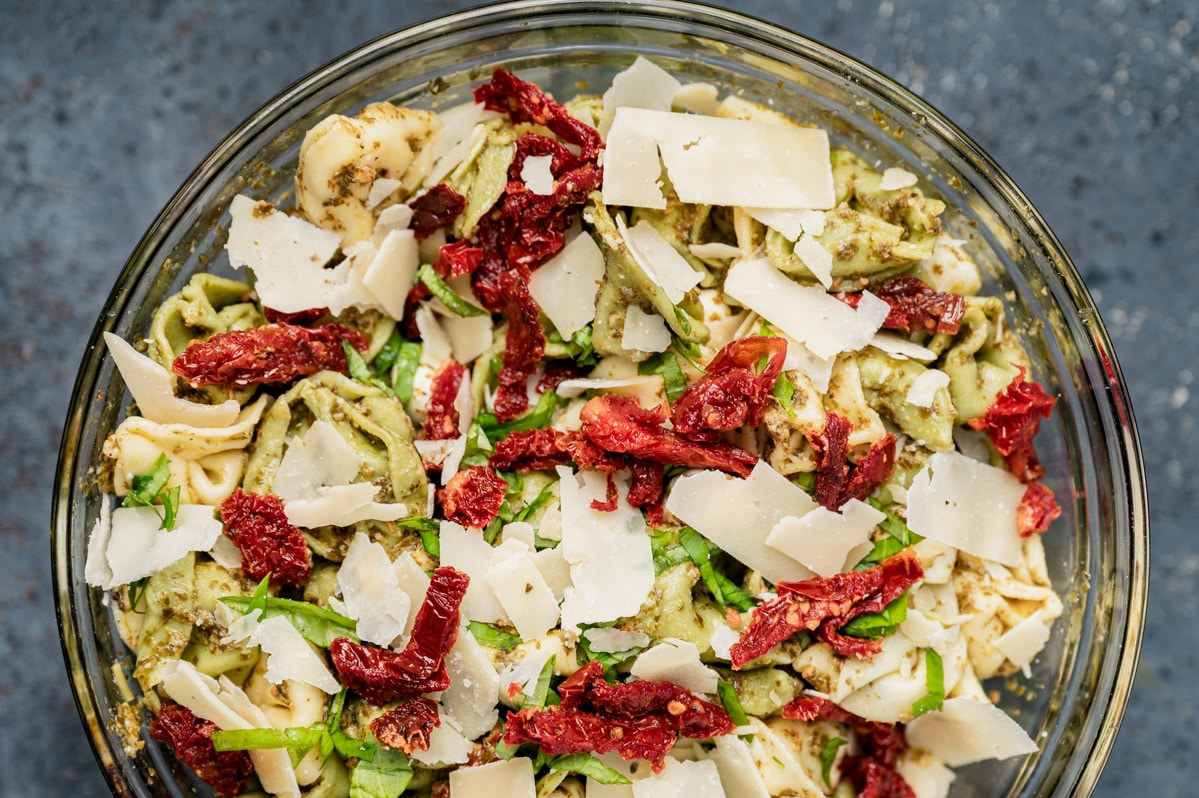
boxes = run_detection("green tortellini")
[856,348,957,453]
[933,296,1031,422]
[626,562,724,652]
[446,119,515,240]
[182,561,259,685]
[133,552,199,695]
[717,666,801,718]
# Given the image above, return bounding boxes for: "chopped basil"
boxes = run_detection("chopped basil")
[417,264,487,317]
[521,654,557,710]
[855,499,924,569]
[772,372,798,417]
[840,592,909,639]
[911,648,945,717]
[650,530,691,575]
[468,621,523,651]
[671,338,706,373]
[672,306,693,337]
[391,339,422,404]
[712,571,755,613]
[476,389,560,441]
[343,340,394,395]
[220,594,359,647]
[548,753,631,785]
[394,517,441,558]
[792,471,816,493]
[569,326,598,366]
[716,680,750,729]
[121,453,180,531]
[820,736,848,787]
[212,726,323,752]
[638,351,688,403]
[370,329,405,376]
[349,746,413,798]
[494,734,520,761]
[679,527,727,608]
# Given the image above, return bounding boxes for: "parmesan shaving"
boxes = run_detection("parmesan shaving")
[906,368,951,408]
[103,333,240,428]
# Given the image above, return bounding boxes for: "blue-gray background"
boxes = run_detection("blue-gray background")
[1,1,1190,795]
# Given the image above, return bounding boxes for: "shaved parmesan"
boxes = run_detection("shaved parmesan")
[337,533,411,646]
[879,167,919,191]
[896,754,956,798]
[582,627,651,654]
[415,436,468,486]
[766,499,885,577]
[449,757,536,798]
[104,333,240,428]
[743,207,826,242]
[411,709,474,766]
[256,617,341,694]
[791,233,835,288]
[273,421,362,501]
[992,611,1050,673]
[520,155,555,195]
[708,622,740,662]
[617,217,703,304]
[528,232,606,338]
[441,629,501,739]
[780,334,835,394]
[906,369,950,408]
[283,484,406,528]
[94,505,223,589]
[488,538,560,640]
[374,204,414,238]
[689,242,742,260]
[630,638,718,695]
[419,101,498,187]
[707,735,770,798]
[439,278,495,364]
[723,258,889,359]
[600,56,681,136]
[557,468,655,632]
[439,521,508,623]
[532,547,573,601]
[361,228,419,319]
[365,177,403,210]
[604,107,835,210]
[84,497,113,589]
[620,306,672,353]
[904,697,1038,766]
[871,331,937,361]
[906,452,1027,566]
[663,461,817,585]
[672,82,720,116]
[632,758,726,798]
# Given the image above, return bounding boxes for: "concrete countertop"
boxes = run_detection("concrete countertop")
[2,1,1192,795]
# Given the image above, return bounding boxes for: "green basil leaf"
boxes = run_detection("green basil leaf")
[548,753,631,785]
[820,736,848,787]
[468,621,523,651]
[221,595,359,647]
[343,340,394,395]
[855,499,924,569]
[160,486,181,531]
[391,340,422,404]
[332,730,377,762]
[417,264,487,317]
[476,390,560,442]
[638,352,688,403]
[349,746,413,798]
[911,648,945,718]
[124,453,171,507]
[840,593,908,639]
[716,680,750,729]
[650,530,691,575]
[679,527,726,608]
[792,471,816,494]
[672,306,693,337]
[211,727,322,752]
[712,571,755,612]
[371,329,404,377]
[771,373,797,417]
[521,654,557,709]
[494,734,520,761]
[671,338,706,373]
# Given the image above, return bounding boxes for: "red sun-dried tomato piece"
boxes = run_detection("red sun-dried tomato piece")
[150,701,255,798]
[673,337,789,436]
[626,459,665,510]
[409,183,466,239]
[590,473,620,512]
[433,240,485,279]
[263,306,329,326]
[730,551,923,667]
[489,428,574,472]
[219,489,312,587]
[474,67,603,161]
[439,466,508,529]
[838,276,965,336]
[580,394,758,477]
[588,680,734,740]
[503,707,679,769]
[330,567,468,704]
[497,156,602,269]
[537,361,588,395]
[371,697,441,754]
[492,266,547,421]
[424,361,467,441]
[172,322,367,389]
[969,369,1057,483]
[809,414,897,511]
[400,282,432,340]
[1017,481,1061,536]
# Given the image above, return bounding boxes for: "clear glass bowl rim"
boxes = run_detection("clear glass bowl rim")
[52,1,1149,797]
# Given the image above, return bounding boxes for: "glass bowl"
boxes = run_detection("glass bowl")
[52,2,1148,797]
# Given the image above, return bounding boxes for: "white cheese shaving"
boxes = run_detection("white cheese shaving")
[992,611,1050,674]
[439,520,509,623]
[906,452,1028,566]
[603,107,835,210]
[283,483,407,528]
[207,531,243,571]
[895,754,956,798]
[779,333,835,394]
[337,533,411,647]
[532,547,573,601]
[103,333,240,428]
[488,538,561,640]
[256,617,341,694]
[600,56,682,136]
[617,217,703,304]
[743,207,826,242]
[766,499,885,577]
[374,204,414,238]
[672,82,720,116]
[411,709,474,766]
[441,628,502,739]
[663,461,817,585]
[630,638,718,695]
[528,232,606,338]
[632,758,726,798]
[520,155,555,195]
[870,331,937,361]
[361,228,419,319]
[904,697,1039,766]
[708,622,740,662]
[723,258,889,359]
[879,167,919,191]
[365,177,403,210]
[582,627,651,654]
[900,609,961,658]
[420,101,497,187]
[439,277,495,364]
[92,505,222,589]
[620,306,673,353]
[84,498,114,589]
[393,552,431,645]
[414,437,468,486]
[906,369,951,408]
[792,233,836,288]
[449,757,537,798]
[273,420,363,501]
[688,242,742,260]
[706,735,770,798]
[557,468,655,633]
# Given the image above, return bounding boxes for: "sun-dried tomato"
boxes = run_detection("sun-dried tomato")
[150,701,255,798]
[837,276,964,336]
[497,157,603,269]
[424,361,467,441]
[845,759,917,798]
[1017,481,1061,536]
[172,323,368,389]
[729,550,924,667]
[590,473,620,512]
[330,567,468,704]
[439,466,508,529]
[673,337,789,436]
[493,266,547,421]
[580,395,758,477]
[219,489,312,587]
[809,414,897,510]
[263,306,328,326]
[474,67,603,161]
[503,661,732,772]
[969,369,1057,483]
[410,183,466,239]
[489,428,573,472]
[400,282,433,340]
[370,697,441,754]
[433,240,485,279]
[537,361,588,395]
[626,459,665,510]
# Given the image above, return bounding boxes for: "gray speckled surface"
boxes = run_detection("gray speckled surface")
[1,0,1190,795]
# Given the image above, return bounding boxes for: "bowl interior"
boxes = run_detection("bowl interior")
[53,3,1147,797]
